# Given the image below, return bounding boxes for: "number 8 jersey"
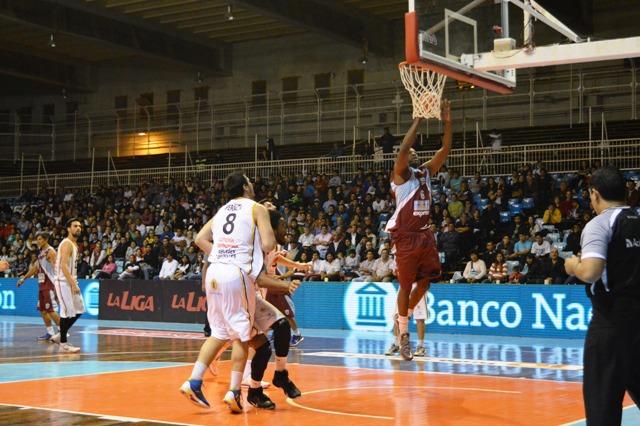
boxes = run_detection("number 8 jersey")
[209,197,263,276]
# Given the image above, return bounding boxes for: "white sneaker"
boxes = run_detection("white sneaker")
[59,343,81,353]
[50,333,60,343]
[241,377,271,389]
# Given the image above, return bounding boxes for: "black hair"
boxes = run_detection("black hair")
[36,232,50,241]
[66,217,82,229]
[589,165,626,202]
[224,171,248,199]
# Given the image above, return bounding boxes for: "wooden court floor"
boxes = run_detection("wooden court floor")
[0,318,635,425]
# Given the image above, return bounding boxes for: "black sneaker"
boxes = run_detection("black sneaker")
[247,387,276,410]
[272,369,302,399]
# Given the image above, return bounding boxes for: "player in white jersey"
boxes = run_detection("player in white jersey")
[181,172,276,413]
[387,283,428,357]
[17,232,61,341]
[52,218,85,353]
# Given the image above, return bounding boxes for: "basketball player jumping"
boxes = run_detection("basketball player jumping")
[17,232,61,341]
[52,218,86,353]
[181,172,277,413]
[385,100,451,360]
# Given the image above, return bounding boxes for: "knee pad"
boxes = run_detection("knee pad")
[251,341,272,381]
[271,318,291,357]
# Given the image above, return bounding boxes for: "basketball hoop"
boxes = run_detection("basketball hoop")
[399,62,447,120]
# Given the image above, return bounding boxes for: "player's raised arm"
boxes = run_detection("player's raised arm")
[254,203,276,253]
[423,99,452,176]
[394,117,422,185]
[195,218,214,256]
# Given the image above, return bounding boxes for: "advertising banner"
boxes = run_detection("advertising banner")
[99,280,163,321]
[0,278,100,319]
[161,280,206,323]
[292,282,593,339]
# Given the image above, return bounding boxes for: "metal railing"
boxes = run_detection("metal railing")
[0,62,638,163]
[2,138,638,198]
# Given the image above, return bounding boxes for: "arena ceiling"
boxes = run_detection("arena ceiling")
[0,0,597,94]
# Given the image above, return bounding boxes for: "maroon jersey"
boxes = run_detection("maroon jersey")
[37,246,56,291]
[385,166,432,237]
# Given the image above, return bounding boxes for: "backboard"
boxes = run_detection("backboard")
[406,0,516,94]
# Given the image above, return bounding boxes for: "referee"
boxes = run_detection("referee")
[565,165,640,425]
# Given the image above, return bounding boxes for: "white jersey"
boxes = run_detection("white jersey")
[209,197,262,276]
[55,238,77,284]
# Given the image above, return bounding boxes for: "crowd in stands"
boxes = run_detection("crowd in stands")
[0,158,638,285]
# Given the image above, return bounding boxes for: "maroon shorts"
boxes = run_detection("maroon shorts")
[392,231,441,291]
[266,292,295,319]
[37,287,58,313]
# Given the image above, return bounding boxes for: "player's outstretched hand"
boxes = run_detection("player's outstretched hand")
[441,99,451,123]
[288,279,301,295]
[0,260,9,272]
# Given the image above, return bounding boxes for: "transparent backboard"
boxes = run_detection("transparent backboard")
[407,0,515,94]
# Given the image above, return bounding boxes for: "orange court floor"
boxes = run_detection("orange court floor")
[0,316,636,426]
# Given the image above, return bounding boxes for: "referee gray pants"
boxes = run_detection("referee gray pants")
[583,302,640,426]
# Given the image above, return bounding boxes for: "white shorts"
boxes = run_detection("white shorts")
[254,294,284,333]
[412,295,427,321]
[206,264,256,342]
[55,280,86,318]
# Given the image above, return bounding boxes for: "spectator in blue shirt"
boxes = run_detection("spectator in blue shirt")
[513,232,533,263]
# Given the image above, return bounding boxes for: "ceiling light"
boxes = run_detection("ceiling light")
[225,4,234,21]
[196,71,204,83]
[49,33,56,48]
[138,132,147,136]
[360,38,369,65]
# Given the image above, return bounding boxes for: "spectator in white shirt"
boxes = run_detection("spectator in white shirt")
[322,252,342,281]
[372,195,388,213]
[462,251,487,283]
[171,228,187,245]
[305,252,325,281]
[328,171,342,188]
[298,226,315,248]
[371,249,396,282]
[342,249,360,280]
[155,254,179,280]
[530,232,551,258]
[352,250,376,282]
[313,225,332,259]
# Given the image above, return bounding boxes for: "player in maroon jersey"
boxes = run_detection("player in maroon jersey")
[385,100,452,360]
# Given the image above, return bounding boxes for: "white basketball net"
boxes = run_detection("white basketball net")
[399,62,447,120]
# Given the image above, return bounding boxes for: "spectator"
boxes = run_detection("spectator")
[89,244,106,271]
[326,228,347,258]
[447,194,463,220]
[378,127,395,155]
[156,253,179,280]
[462,252,487,283]
[449,170,462,192]
[522,254,550,284]
[113,236,128,260]
[481,241,498,266]
[93,254,117,279]
[531,232,551,258]
[548,248,567,284]
[371,248,396,282]
[78,249,91,279]
[305,252,325,281]
[543,203,562,225]
[488,252,508,283]
[313,225,332,259]
[496,234,515,259]
[353,250,376,282]
[125,241,138,259]
[565,223,582,255]
[509,264,524,284]
[513,232,533,261]
[119,254,141,280]
[342,249,359,280]
[322,252,342,281]
[438,222,461,271]
[173,256,191,280]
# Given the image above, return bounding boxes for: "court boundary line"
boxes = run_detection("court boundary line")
[0,402,203,426]
[286,385,521,420]
[0,363,191,385]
